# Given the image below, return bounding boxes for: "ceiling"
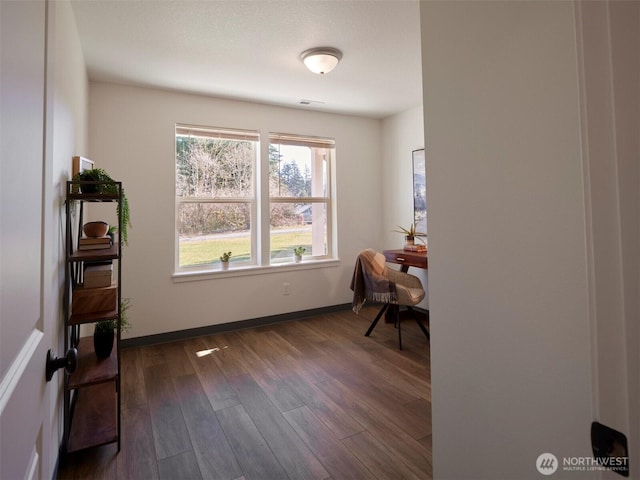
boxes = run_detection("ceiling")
[70,0,423,119]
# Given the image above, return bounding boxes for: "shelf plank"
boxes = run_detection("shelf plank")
[68,243,119,262]
[67,192,120,201]
[69,308,118,326]
[67,382,118,453]
[68,336,118,390]
[66,180,122,202]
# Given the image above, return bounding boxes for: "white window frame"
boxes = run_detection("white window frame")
[268,133,334,263]
[175,125,259,272]
[174,126,337,279]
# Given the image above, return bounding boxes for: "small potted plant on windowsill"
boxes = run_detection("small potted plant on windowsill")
[94,298,132,359]
[293,246,305,263]
[220,251,232,270]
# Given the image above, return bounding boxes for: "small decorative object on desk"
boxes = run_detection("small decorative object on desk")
[404,244,427,252]
[394,223,427,247]
[293,246,305,263]
[220,251,232,270]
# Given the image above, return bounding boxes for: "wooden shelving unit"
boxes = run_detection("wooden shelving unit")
[63,180,122,455]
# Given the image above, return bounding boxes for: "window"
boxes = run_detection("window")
[175,125,335,273]
[176,125,258,269]
[269,133,333,262]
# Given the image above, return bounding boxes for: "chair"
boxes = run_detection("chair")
[350,249,430,350]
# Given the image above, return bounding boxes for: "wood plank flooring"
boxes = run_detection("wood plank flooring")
[57,306,432,480]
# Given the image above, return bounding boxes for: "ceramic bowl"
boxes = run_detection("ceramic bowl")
[83,221,109,238]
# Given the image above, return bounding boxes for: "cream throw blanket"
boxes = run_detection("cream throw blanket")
[350,249,397,313]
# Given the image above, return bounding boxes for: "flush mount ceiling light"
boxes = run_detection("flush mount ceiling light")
[300,47,343,75]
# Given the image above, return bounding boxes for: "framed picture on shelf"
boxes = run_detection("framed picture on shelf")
[72,156,94,177]
[412,148,427,236]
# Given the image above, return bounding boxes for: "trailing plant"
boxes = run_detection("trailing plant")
[293,246,306,256]
[72,168,131,246]
[95,298,132,333]
[220,251,232,262]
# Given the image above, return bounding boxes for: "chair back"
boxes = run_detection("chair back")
[369,250,387,274]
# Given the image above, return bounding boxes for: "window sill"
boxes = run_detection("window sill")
[172,258,341,283]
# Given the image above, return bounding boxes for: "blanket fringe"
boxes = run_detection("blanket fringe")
[352,291,398,314]
[367,291,397,304]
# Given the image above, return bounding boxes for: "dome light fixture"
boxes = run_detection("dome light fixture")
[300,47,343,75]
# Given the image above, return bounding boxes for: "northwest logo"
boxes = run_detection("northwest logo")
[536,453,559,475]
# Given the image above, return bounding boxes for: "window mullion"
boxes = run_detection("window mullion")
[258,133,271,266]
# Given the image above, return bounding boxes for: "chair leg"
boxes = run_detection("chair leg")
[365,304,389,337]
[397,307,402,350]
[407,306,430,339]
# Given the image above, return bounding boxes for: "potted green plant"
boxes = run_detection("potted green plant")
[94,298,132,359]
[72,168,131,246]
[293,246,305,263]
[394,223,426,245]
[220,251,232,270]
[107,225,117,243]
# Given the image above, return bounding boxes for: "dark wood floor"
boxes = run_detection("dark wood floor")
[57,306,432,480]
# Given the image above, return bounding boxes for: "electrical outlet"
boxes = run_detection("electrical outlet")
[282,283,290,295]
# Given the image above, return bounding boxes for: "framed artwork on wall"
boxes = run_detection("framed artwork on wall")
[412,148,427,236]
[72,156,94,177]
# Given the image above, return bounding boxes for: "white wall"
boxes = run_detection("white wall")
[382,105,428,308]
[421,2,594,478]
[47,0,88,474]
[382,105,425,247]
[88,83,383,338]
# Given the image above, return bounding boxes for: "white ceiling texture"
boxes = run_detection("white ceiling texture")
[70,0,423,119]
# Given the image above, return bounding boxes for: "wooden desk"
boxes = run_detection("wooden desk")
[383,249,428,272]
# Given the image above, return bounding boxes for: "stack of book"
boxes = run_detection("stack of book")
[404,243,427,252]
[78,236,111,251]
